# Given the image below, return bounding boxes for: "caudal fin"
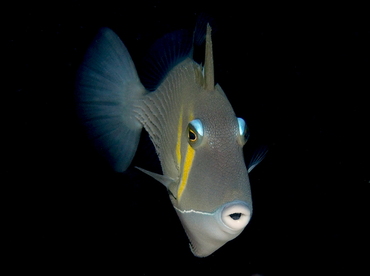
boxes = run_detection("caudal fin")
[76,28,146,172]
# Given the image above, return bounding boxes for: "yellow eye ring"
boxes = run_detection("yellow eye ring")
[187,119,203,147]
[188,128,197,142]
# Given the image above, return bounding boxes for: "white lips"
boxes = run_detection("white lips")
[174,200,252,257]
[221,202,251,230]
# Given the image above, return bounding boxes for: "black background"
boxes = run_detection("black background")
[6,2,369,275]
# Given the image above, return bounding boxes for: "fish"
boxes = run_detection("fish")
[75,22,266,257]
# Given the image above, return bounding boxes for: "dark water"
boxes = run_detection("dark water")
[6,2,368,275]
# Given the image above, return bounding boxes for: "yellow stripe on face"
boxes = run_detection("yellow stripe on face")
[176,109,183,167]
[177,144,195,199]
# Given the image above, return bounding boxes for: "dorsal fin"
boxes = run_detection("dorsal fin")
[139,17,216,92]
[204,24,214,91]
[139,29,194,91]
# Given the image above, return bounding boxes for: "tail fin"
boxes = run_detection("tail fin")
[76,28,146,172]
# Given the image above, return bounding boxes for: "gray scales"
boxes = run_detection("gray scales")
[75,23,266,257]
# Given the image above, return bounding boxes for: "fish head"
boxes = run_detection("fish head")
[170,84,252,257]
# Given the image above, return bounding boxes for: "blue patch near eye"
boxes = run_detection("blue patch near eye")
[190,119,204,136]
[237,118,246,136]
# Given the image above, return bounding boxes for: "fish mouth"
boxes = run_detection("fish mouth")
[220,201,252,231]
[174,200,252,257]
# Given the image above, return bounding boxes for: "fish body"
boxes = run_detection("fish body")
[76,23,265,257]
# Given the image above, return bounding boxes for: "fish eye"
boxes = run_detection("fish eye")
[237,117,250,144]
[187,119,203,146]
[188,128,197,141]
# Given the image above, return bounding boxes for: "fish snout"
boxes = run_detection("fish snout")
[174,200,252,257]
[220,201,251,231]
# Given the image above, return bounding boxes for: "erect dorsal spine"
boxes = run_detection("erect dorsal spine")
[204,23,214,92]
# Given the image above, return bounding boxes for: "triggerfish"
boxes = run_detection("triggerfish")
[76,22,266,257]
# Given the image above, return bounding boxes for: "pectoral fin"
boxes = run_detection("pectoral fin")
[248,146,268,173]
[135,167,176,188]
